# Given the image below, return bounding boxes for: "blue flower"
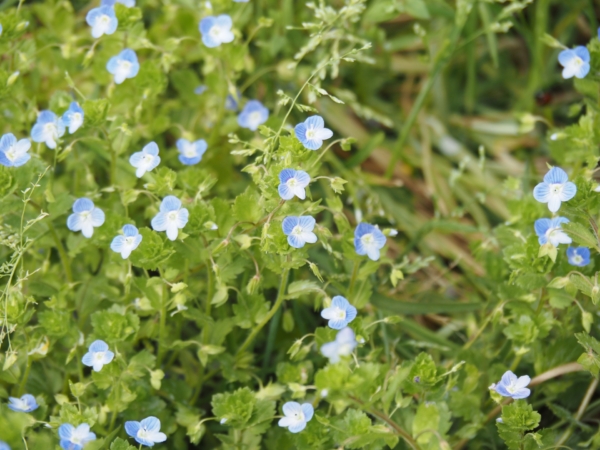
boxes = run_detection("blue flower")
[0,133,31,167]
[125,416,167,447]
[7,394,38,413]
[534,217,572,247]
[282,216,317,248]
[294,115,333,150]
[194,85,207,95]
[225,89,241,111]
[106,49,140,84]
[58,423,97,450]
[199,15,234,48]
[278,169,310,200]
[237,100,268,131]
[176,138,207,165]
[31,110,65,149]
[320,327,357,363]
[62,102,84,134]
[0,441,10,450]
[82,340,114,372]
[67,198,105,238]
[277,402,313,433]
[85,6,118,39]
[558,46,590,79]
[151,196,189,241]
[110,225,142,259]
[532,167,576,213]
[354,223,386,261]
[101,0,135,7]
[493,370,531,400]
[130,142,161,178]
[567,247,590,267]
[321,296,357,330]
[233,0,249,2]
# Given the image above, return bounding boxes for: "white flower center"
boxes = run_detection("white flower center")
[335,308,346,320]
[210,26,222,39]
[137,428,152,440]
[125,236,135,246]
[361,233,374,245]
[5,146,16,161]
[292,225,303,236]
[72,112,82,124]
[100,14,110,25]
[550,184,563,195]
[287,178,298,187]
[183,144,197,158]
[573,255,583,264]
[573,57,583,67]
[95,352,104,361]
[80,211,91,221]
[291,411,305,423]
[250,111,262,125]
[119,60,132,73]
[306,129,316,139]
[168,211,178,221]
[44,122,57,138]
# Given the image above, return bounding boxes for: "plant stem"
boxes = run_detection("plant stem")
[156,282,168,365]
[556,377,599,446]
[18,357,32,396]
[348,261,359,299]
[48,222,73,283]
[236,268,290,358]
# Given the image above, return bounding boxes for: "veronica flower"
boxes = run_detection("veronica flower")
[7,394,38,413]
[58,423,97,450]
[0,441,9,450]
[282,216,317,248]
[86,6,118,39]
[533,167,577,213]
[237,100,268,131]
[199,15,234,48]
[151,196,189,241]
[558,46,590,79]
[194,85,207,95]
[534,217,572,247]
[320,327,357,363]
[277,402,313,433]
[31,110,65,149]
[321,296,357,330]
[567,247,590,267]
[106,49,140,84]
[110,225,142,259]
[125,416,167,447]
[101,0,135,6]
[82,340,114,372]
[62,102,84,134]
[225,90,241,111]
[278,169,310,200]
[130,142,161,178]
[493,371,531,400]
[354,223,386,261]
[294,115,333,150]
[176,138,207,165]
[0,133,31,167]
[67,198,105,238]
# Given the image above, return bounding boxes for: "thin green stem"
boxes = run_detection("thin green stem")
[236,268,290,358]
[156,282,168,365]
[348,261,359,298]
[18,357,32,396]
[48,222,73,283]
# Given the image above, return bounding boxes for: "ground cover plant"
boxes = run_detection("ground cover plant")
[4,0,600,449]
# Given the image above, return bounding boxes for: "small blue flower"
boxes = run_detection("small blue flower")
[225,89,241,111]
[194,85,207,95]
[62,102,84,134]
[82,340,114,372]
[0,133,31,167]
[278,169,310,200]
[199,15,234,48]
[125,416,167,447]
[58,423,97,450]
[294,115,333,150]
[110,225,142,259]
[130,142,161,178]
[534,217,572,247]
[321,296,357,330]
[86,6,118,39]
[151,196,189,241]
[176,138,207,165]
[106,49,140,85]
[67,198,105,238]
[558,46,590,79]
[7,394,38,413]
[354,223,386,261]
[31,110,65,149]
[277,402,313,433]
[233,0,249,2]
[237,100,268,131]
[0,24,3,36]
[282,216,317,248]
[493,370,531,400]
[532,167,576,213]
[0,441,10,450]
[320,327,357,363]
[101,0,135,7]
[567,247,590,267]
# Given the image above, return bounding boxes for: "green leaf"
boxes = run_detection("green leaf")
[110,438,137,450]
[497,401,542,450]
[232,188,264,223]
[562,221,598,249]
[211,387,256,428]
